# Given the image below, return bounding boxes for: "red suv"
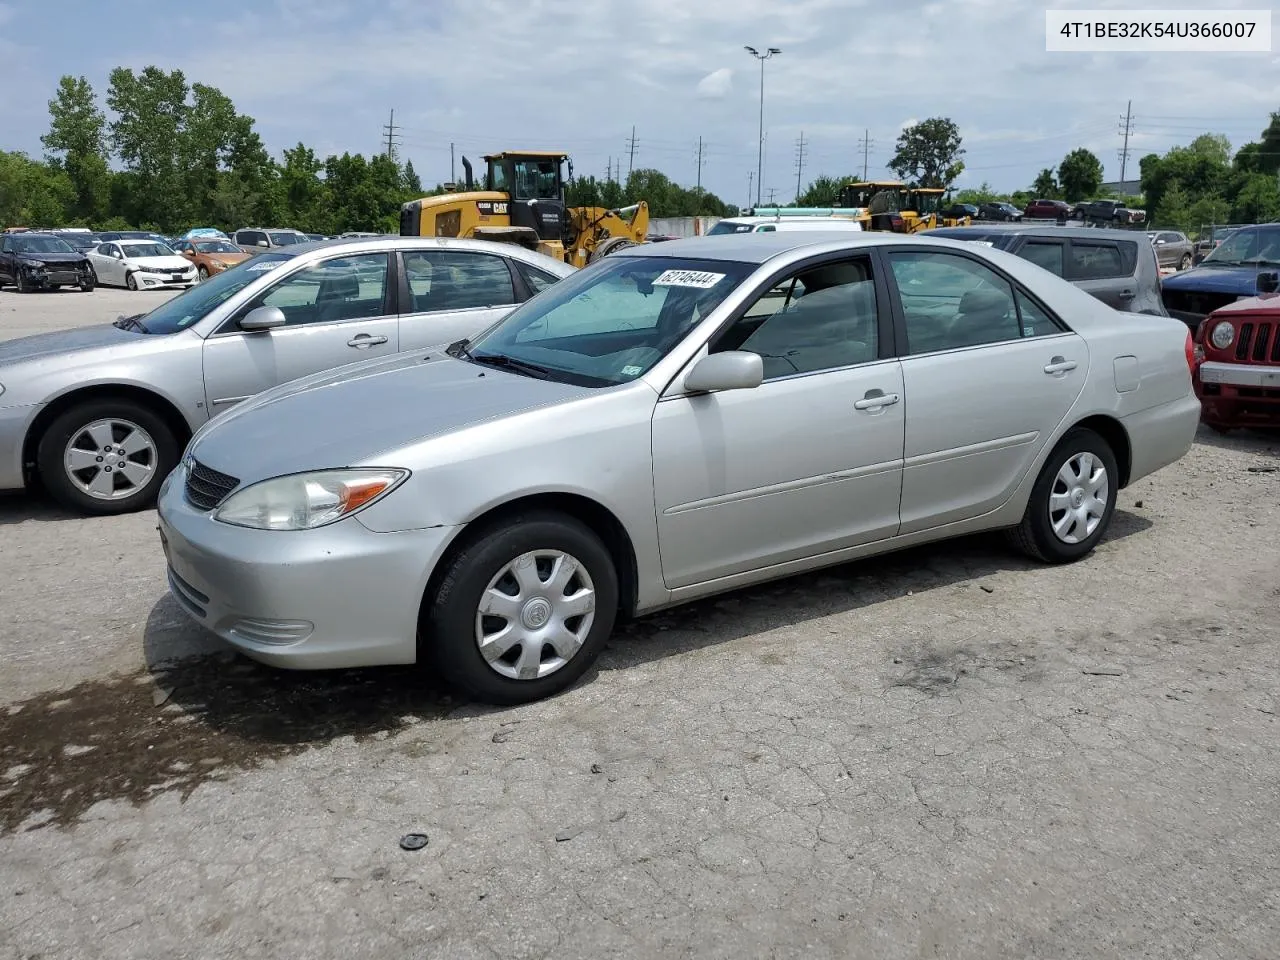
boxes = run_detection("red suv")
[1022,199,1071,221]
[1192,283,1280,431]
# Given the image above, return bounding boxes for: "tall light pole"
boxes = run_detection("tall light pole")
[744,45,780,208]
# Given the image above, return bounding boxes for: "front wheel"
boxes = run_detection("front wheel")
[15,273,32,293]
[79,278,95,292]
[1008,427,1119,563]
[36,398,180,515]
[197,265,209,282]
[424,511,619,704]
[126,271,138,291]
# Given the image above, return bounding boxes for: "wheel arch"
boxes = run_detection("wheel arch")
[421,491,641,624]
[1065,413,1132,488]
[22,384,196,486]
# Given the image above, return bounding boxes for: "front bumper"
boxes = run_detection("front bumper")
[133,269,197,289]
[155,465,459,669]
[1195,362,1280,426]
[22,266,93,288]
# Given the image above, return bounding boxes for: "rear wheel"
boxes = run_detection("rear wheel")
[1008,428,1118,563]
[1179,253,1192,270]
[37,398,179,515]
[424,511,618,704]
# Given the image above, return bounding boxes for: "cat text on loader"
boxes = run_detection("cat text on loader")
[399,151,649,269]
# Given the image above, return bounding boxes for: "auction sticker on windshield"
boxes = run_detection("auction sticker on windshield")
[247,261,284,272]
[653,270,725,289]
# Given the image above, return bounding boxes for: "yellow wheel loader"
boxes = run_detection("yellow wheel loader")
[399,151,648,269]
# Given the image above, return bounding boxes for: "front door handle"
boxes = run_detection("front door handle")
[1117,289,1135,300]
[1043,356,1078,375]
[348,334,388,348]
[854,390,900,411]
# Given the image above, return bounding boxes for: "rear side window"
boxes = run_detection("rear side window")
[402,250,516,311]
[515,260,560,295]
[1018,240,1066,277]
[1069,240,1134,280]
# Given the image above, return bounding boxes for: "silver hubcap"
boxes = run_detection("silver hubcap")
[1049,451,1108,544]
[63,419,157,501]
[474,550,596,681]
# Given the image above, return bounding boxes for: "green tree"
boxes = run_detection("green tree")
[403,159,422,194]
[106,66,190,229]
[1155,181,1192,231]
[0,151,75,226]
[1057,148,1104,201]
[1231,173,1280,224]
[796,174,855,207]
[41,75,110,222]
[1257,110,1280,176]
[1032,168,1058,198]
[954,181,1000,205]
[888,118,965,188]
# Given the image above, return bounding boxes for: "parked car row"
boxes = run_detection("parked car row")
[0,227,1216,703]
[957,198,1147,227]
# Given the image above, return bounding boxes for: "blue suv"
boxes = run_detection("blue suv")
[1161,224,1280,328]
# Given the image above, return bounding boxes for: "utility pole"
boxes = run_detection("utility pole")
[450,142,455,184]
[747,171,754,211]
[1118,100,1135,186]
[626,126,638,176]
[794,130,807,203]
[744,46,781,207]
[767,187,777,206]
[695,136,706,193]
[857,129,873,182]
[382,108,400,163]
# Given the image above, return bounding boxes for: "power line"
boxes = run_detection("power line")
[794,130,807,203]
[1118,100,1135,183]
[382,109,401,163]
[857,129,873,181]
[626,125,638,176]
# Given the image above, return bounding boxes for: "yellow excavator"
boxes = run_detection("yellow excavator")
[399,151,649,268]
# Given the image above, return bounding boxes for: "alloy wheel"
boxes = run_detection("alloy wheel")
[63,418,158,501]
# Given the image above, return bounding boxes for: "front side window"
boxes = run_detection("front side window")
[463,256,756,387]
[888,250,1022,354]
[126,253,295,334]
[510,159,560,200]
[403,250,516,311]
[254,254,389,325]
[710,257,879,378]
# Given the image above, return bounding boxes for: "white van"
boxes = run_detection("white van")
[706,215,863,235]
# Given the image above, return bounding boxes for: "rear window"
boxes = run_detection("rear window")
[706,221,755,235]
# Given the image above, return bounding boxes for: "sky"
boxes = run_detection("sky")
[1,0,1278,209]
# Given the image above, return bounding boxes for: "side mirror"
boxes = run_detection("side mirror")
[1258,271,1279,294]
[256,239,269,248]
[239,305,287,331]
[683,351,764,394]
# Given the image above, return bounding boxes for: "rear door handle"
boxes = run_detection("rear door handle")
[348,334,388,348]
[1043,356,1078,375]
[854,390,900,411]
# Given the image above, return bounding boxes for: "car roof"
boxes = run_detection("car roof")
[616,231,975,265]
[249,235,578,273]
[925,224,1145,242]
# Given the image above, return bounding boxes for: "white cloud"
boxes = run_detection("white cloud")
[697,68,733,99]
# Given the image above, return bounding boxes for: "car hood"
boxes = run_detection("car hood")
[200,251,249,263]
[15,251,87,265]
[188,351,594,484]
[127,256,192,270]
[0,323,141,370]
[1161,265,1265,295]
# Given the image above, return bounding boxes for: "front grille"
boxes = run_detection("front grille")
[1233,321,1280,365]
[184,458,240,510]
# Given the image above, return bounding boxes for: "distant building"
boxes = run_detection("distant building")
[1102,180,1143,197]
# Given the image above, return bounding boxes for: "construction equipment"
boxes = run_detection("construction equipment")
[835,181,909,232]
[399,151,648,269]
[901,187,960,231]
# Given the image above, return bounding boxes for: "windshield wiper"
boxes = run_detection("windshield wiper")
[1240,257,1280,267]
[467,351,555,379]
[445,337,474,360]
[113,313,149,333]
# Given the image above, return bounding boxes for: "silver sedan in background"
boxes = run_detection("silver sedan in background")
[157,232,1200,705]
[0,237,574,515]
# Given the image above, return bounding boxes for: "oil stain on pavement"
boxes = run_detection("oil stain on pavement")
[0,655,451,834]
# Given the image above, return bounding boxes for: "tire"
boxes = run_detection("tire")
[1007,427,1119,564]
[1179,254,1192,270]
[126,271,138,291]
[15,273,31,293]
[424,510,619,705]
[79,278,95,292]
[48,285,60,291]
[197,265,209,282]
[589,237,638,263]
[36,398,180,516]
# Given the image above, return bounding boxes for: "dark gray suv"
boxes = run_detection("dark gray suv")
[925,224,1168,316]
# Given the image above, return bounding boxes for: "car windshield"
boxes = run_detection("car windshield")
[461,255,757,387]
[11,235,75,254]
[1202,227,1280,266]
[120,242,174,258]
[268,232,304,245]
[128,253,294,335]
[195,240,241,254]
[706,221,756,235]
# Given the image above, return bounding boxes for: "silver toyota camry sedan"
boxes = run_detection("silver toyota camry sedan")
[0,237,573,514]
[157,232,1200,705]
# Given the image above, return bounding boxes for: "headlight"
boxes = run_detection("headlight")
[212,468,408,530]
[211,260,228,269]
[1210,320,1235,350]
